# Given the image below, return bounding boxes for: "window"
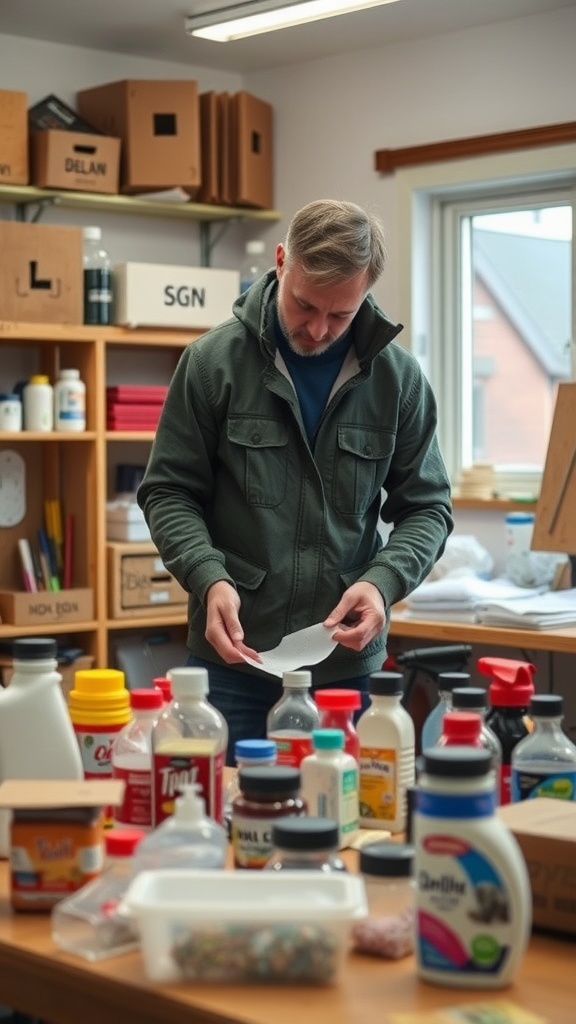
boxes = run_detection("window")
[396,146,576,495]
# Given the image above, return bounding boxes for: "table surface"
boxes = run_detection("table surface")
[390,606,576,654]
[0,860,573,1024]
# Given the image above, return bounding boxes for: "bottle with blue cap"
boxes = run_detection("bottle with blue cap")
[224,738,277,834]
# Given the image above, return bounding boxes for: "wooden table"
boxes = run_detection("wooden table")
[390,607,576,655]
[0,861,572,1024]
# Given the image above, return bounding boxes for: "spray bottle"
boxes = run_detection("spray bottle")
[479,657,535,805]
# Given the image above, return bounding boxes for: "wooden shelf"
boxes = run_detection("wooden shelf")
[452,496,539,512]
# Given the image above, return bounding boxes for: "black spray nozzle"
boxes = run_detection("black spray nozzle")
[395,644,472,680]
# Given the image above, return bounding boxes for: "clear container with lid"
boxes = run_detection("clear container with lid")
[358,841,415,917]
[264,816,347,872]
[511,694,576,802]
[231,765,306,869]
[314,688,361,759]
[267,670,321,767]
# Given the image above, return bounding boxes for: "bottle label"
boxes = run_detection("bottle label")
[359,746,397,822]
[510,768,576,802]
[268,731,312,767]
[416,831,514,977]
[74,726,118,778]
[113,764,152,827]
[153,740,224,825]
[232,813,275,869]
[417,791,495,819]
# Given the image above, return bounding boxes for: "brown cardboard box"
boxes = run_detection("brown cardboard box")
[0,221,82,324]
[498,797,576,936]
[231,91,274,210]
[195,91,220,204]
[0,588,93,626]
[108,542,187,619]
[30,129,120,194]
[76,79,201,194]
[0,89,28,184]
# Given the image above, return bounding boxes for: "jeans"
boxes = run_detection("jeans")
[186,654,370,765]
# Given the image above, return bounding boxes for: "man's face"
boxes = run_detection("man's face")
[275,243,369,357]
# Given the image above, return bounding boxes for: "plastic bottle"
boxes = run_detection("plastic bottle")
[51,827,147,962]
[54,368,86,432]
[300,729,359,848]
[231,766,306,869]
[480,656,535,805]
[413,746,531,988]
[239,239,267,294]
[223,738,277,835]
[22,373,54,431]
[314,688,361,759]
[111,688,164,829]
[267,670,321,767]
[0,637,84,857]
[264,817,347,872]
[451,686,503,783]
[511,694,576,802]
[83,225,113,325]
[153,676,173,704]
[357,671,415,833]
[0,393,22,432]
[68,668,132,786]
[152,666,228,827]
[133,783,227,872]
[420,671,471,751]
[437,710,483,748]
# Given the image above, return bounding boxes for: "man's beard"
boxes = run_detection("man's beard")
[278,308,335,357]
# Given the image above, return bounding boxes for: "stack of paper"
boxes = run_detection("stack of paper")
[476,588,576,629]
[404,576,549,623]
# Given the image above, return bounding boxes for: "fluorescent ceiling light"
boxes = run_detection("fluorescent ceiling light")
[186,0,401,42]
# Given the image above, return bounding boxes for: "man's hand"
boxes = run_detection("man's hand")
[323,581,386,651]
[205,580,261,664]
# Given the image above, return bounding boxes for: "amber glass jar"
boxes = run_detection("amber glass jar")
[231,766,306,869]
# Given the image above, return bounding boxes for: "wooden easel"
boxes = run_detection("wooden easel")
[532,382,576,553]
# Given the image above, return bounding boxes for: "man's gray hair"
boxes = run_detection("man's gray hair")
[283,199,388,289]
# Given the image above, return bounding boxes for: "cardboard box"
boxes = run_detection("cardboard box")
[498,797,576,936]
[113,261,239,329]
[30,129,120,194]
[0,89,28,184]
[108,542,187,619]
[231,91,274,210]
[0,588,93,626]
[0,221,82,324]
[76,79,201,194]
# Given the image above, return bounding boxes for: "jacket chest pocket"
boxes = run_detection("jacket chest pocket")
[227,416,288,508]
[333,425,395,515]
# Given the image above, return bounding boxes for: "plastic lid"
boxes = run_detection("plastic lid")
[368,671,404,697]
[451,686,488,710]
[83,226,102,241]
[129,688,163,710]
[70,669,129,706]
[12,637,57,660]
[105,828,147,857]
[437,672,470,692]
[59,369,80,379]
[235,738,277,762]
[506,512,535,524]
[359,841,414,878]
[441,711,482,742]
[0,393,20,401]
[238,765,301,796]
[282,670,312,689]
[246,239,265,254]
[478,656,536,706]
[422,745,492,777]
[153,677,172,702]
[311,728,345,750]
[314,688,361,710]
[169,667,208,698]
[271,816,339,851]
[529,694,563,717]
[28,374,50,385]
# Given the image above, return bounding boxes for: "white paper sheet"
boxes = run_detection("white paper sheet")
[241,622,338,678]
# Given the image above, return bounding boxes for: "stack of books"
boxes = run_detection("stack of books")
[106,385,168,431]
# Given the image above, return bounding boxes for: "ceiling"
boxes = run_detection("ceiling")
[1,0,575,75]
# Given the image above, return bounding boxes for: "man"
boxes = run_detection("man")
[137,199,453,761]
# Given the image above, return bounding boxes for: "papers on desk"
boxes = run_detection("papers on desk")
[404,576,552,625]
[475,588,576,629]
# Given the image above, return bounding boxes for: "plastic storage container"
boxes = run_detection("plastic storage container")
[300,728,359,848]
[133,784,227,872]
[480,656,535,805]
[267,670,321,767]
[112,687,164,829]
[54,368,86,432]
[239,239,267,294]
[83,225,112,325]
[264,816,347,872]
[22,374,53,431]
[511,694,576,802]
[357,671,415,833]
[420,672,471,751]
[314,688,361,759]
[352,841,415,959]
[123,869,368,984]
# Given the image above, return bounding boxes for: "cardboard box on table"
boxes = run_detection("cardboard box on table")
[0,89,28,184]
[29,129,120,194]
[0,221,82,324]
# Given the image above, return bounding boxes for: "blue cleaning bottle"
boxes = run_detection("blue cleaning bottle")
[420,672,470,752]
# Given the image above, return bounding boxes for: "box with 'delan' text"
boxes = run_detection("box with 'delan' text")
[113,261,239,330]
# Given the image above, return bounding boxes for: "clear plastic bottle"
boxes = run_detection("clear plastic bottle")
[414,746,531,988]
[152,666,228,826]
[358,841,415,918]
[51,827,146,961]
[511,694,576,802]
[83,225,113,325]
[264,817,347,872]
[314,688,361,759]
[54,368,86,432]
[224,738,277,835]
[22,373,54,431]
[357,671,415,834]
[420,671,470,751]
[112,687,164,829]
[267,670,321,767]
[239,239,267,294]
[300,728,359,848]
[133,783,227,872]
[437,710,483,748]
[451,686,503,783]
[480,656,535,805]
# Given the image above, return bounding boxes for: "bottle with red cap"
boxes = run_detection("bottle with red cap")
[314,688,361,759]
[111,688,164,829]
[479,656,535,805]
[153,676,172,704]
[437,711,483,749]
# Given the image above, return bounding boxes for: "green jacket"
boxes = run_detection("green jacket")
[137,271,453,682]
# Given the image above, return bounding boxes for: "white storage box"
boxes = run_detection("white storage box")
[113,262,240,329]
[106,500,151,542]
[124,869,367,984]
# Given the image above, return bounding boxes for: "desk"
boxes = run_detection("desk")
[0,862,572,1024]
[390,608,576,655]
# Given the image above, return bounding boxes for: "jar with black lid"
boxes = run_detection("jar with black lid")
[264,816,348,872]
[359,841,415,917]
[231,766,306,869]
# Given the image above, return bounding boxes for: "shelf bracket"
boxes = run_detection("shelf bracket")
[16,196,58,224]
[200,220,236,267]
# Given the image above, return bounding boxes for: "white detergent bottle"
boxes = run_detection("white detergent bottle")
[0,637,84,856]
[414,745,531,988]
[133,783,227,872]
